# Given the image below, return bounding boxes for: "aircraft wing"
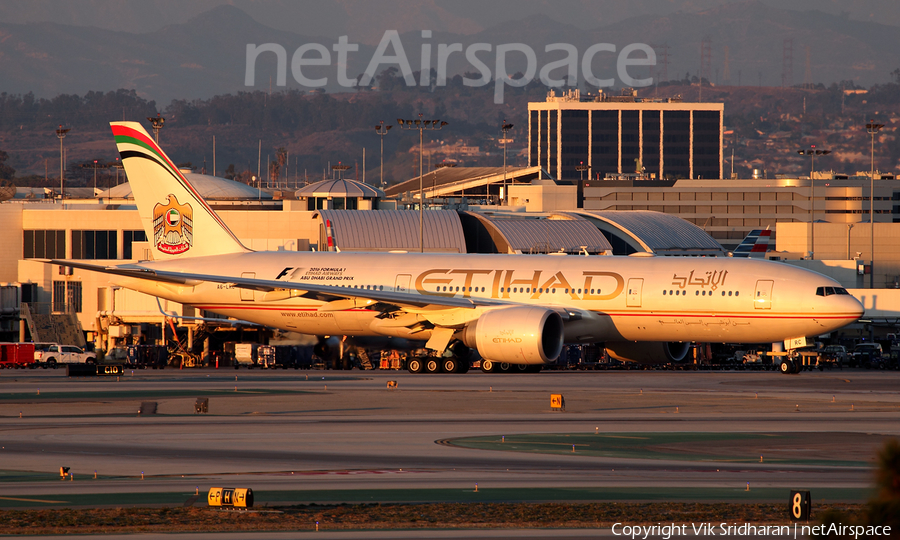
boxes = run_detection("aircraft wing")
[46,259,514,311]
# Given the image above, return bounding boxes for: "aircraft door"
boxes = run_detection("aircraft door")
[395,274,411,293]
[241,272,256,301]
[626,278,643,308]
[754,280,773,309]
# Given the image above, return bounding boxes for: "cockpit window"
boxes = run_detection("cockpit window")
[816,286,851,297]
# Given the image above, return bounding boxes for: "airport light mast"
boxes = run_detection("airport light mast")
[147,114,165,144]
[866,120,884,288]
[576,162,590,182]
[796,145,830,260]
[82,160,107,193]
[375,121,392,191]
[331,163,351,181]
[500,121,514,205]
[397,114,449,252]
[55,125,70,200]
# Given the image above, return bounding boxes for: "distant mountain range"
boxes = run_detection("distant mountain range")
[0,1,898,104]
[2,0,898,37]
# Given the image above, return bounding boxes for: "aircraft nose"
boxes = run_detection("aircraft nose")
[846,294,865,319]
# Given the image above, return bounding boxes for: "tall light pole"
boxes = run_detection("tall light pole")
[796,145,830,259]
[500,121,514,205]
[111,158,122,189]
[576,161,590,182]
[375,121,392,190]
[147,114,165,144]
[55,125,70,200]
[866,120,884,288]
[331,163,351,181]
[397,115,449,252]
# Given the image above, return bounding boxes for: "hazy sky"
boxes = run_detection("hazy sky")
[0,0,897,40]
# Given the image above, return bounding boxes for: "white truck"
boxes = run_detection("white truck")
[34,344,96,369]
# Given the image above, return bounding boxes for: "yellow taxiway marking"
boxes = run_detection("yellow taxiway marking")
[0,496,69,503]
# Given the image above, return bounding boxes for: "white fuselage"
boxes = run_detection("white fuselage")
[112,251,864,346]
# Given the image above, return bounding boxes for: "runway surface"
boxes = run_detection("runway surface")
[1,367,897,510]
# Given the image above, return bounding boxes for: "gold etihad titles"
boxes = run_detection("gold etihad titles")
[414,268,625,301]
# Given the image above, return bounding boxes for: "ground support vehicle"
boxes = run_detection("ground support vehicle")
[0,343,35,369]
[123,345,168,369]
[34,344,96,369]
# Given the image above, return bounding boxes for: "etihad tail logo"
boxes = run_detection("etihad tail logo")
[153,195,193,254]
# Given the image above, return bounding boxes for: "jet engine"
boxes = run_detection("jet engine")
[462,306,564,365]
[605,341,692,364]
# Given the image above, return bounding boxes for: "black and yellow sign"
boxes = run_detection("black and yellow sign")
[789,490,811,521]
[208,487,254,508]
[550,394,565,410]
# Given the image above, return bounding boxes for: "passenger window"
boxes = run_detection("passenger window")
[695,290,699,295]
[735,291,739,297]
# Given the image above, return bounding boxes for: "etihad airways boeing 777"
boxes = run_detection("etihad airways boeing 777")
[50,122,863,374]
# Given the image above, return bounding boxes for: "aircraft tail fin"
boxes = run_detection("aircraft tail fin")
[732,228,771,258]
[110,121,249,260]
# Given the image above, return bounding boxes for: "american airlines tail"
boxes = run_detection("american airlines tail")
[731,228,771,258]
[111,121,250,260]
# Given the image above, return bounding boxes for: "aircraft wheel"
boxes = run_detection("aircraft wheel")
[407,358,424,374]
[425,358,440,373]
[498,362,512,373]
[457,361,470,373]
[779,359,793,374]
[515,364,530,373]
[441,358,458,373]
[481,359,495,373]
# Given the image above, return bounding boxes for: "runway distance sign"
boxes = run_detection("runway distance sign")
[789,490,811,521]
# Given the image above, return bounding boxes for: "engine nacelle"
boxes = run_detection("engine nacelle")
[462,306,564,365]
[605,341,692,364]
